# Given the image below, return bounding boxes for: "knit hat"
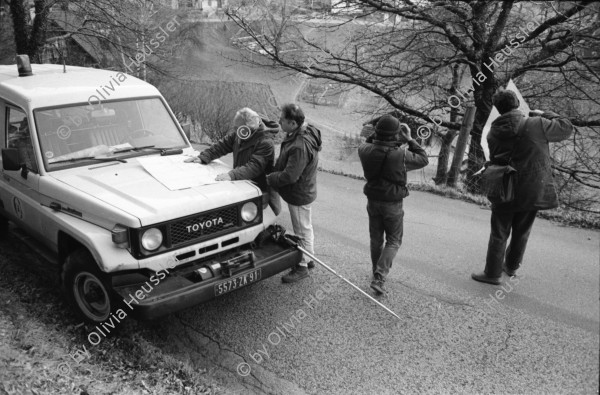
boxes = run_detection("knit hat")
[374,114,400,136]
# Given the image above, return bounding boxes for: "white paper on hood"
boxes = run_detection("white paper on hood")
[138,155,224,190]
[481,79,531,161]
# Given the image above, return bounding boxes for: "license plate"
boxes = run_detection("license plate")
[214,269,262,296]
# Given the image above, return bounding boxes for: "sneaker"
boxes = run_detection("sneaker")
[370,274,386,295]
[282,265,309,283]
[307,260,315,269]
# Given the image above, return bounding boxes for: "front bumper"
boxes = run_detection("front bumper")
[111,236,302,320]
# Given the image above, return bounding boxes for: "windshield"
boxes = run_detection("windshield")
[34,97,187,171]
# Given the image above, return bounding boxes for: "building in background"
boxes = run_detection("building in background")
[163,0,227,19]
[41,8,115,68]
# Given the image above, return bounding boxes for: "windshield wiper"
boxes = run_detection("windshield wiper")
[112,145,156,154]
[113,145,183,156]
[50,156,127,165]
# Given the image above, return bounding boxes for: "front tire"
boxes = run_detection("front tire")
[62,249,115,323]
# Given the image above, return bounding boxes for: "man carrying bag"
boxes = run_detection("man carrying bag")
[472,90,573,285]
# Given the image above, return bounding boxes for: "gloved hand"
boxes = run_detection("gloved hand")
[361,123,375,138]
[398,123,413,144]
[215,173,232,181]
[184,156,208,164]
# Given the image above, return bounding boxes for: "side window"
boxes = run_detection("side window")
[6,107,39,173]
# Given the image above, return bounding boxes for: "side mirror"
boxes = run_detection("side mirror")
[2,148,21,171]
[1,148,28,179]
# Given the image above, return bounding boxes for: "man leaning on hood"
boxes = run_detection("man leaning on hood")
[267,103,322,283]
[186,107,281,213]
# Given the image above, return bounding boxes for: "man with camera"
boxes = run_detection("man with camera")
[472,90,573,285]
[358,114,429,294]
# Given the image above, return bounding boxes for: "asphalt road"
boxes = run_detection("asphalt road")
[156,171,599,394]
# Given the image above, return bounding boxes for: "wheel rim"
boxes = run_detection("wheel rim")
[73,272,111,322]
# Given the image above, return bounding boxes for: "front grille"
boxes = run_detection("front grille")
[169,206,239,246]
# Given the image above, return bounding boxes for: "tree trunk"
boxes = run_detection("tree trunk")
[433,130,456,184]
[447,106,476,187]
[465,110,487,193]
[433,64,461,185]
[9,0,29,56]
[466,74,497,193]
[29,0,50,61]
[9,0,49,62]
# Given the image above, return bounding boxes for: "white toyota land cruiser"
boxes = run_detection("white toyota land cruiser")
[0,57,301,323]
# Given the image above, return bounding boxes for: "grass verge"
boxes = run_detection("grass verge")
[318,167,600,230]
[0,232,219,395]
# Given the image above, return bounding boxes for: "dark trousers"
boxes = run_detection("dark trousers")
[367,200,404,279]
[485,210,538,277]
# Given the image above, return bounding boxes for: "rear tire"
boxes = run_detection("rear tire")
[62,249,116,323]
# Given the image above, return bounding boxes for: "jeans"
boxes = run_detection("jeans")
[288,203,314,267]
[367,200,404,279]
[485,210,538,277]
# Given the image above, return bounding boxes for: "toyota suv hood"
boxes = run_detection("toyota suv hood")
[45,156,261,226]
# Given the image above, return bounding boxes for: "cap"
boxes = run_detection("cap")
[374,114,400,136]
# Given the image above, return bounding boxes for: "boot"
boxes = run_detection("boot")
[370,274,386,295]
[282,265,309,283]
[502,263,517,277]
[471,271,502,285]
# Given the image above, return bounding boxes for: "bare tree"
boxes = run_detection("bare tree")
[8,0,50,60]
[226,0,600,198]
[6,0,182,79]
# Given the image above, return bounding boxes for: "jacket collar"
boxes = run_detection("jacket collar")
[284,123,306,142]
[372,139,399,148]
[237,124,266,147]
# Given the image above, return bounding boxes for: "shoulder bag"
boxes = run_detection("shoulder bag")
[480,119,525,204]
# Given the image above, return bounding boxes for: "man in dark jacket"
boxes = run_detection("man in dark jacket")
[186,108,280,212]
[472,90,573,285]
[358,114,429,294]
[267,104,322,283]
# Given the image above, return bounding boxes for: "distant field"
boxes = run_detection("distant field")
[159,78,286,143]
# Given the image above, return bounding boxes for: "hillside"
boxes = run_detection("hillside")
[166,20,437,182]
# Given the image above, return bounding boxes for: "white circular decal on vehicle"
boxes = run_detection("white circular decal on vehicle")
[57,125,72,140]
[12,197,23,219]
[45,151,54,159]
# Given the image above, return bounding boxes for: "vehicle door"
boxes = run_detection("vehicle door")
[0,103,43,238]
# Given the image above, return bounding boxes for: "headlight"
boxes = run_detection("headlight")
[141,228,163,251]
[241,202,258,222]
